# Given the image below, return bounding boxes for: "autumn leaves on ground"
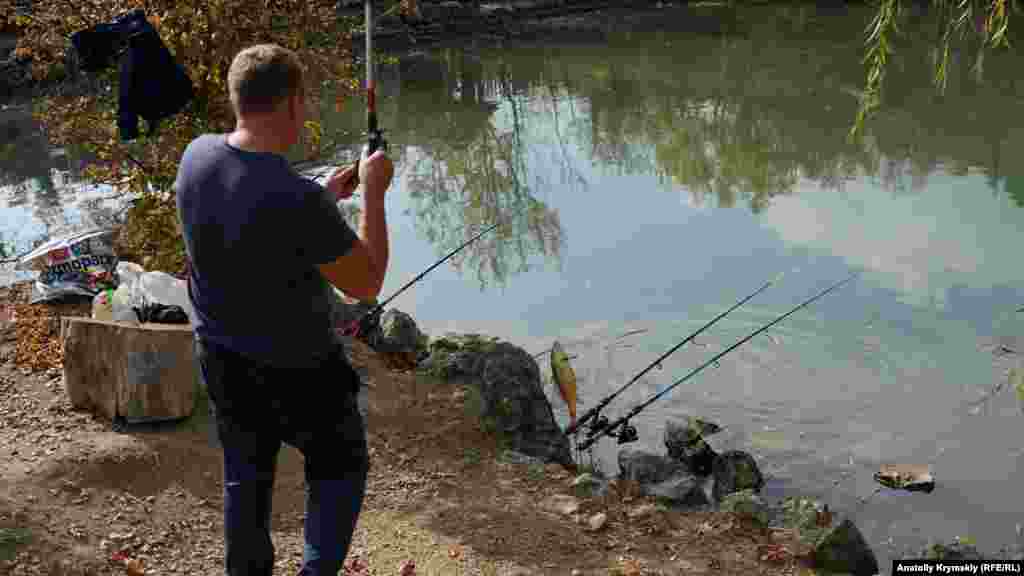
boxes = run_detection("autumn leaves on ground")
[0,282,811,576]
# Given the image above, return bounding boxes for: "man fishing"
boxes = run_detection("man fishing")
[174,43,393,575]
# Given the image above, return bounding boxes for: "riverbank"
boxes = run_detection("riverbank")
[5,278,1020,575]
[0,279,862,576]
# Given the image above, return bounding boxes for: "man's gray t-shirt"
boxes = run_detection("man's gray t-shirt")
[175,134,358,368]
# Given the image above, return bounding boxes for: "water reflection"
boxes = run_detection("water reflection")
[0,105,120,273]
[312,3,1024,284]
[4,3,1024,562]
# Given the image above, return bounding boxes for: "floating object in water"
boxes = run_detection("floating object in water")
[550,341,578,427]
[874,463,935,493]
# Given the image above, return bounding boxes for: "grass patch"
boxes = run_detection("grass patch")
[0,527,31,562]
[464,447,483,466]
[526,462,546,482]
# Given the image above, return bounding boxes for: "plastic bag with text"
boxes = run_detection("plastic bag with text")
[15,229,120,304]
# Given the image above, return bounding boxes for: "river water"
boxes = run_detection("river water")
[3,3,1024,569]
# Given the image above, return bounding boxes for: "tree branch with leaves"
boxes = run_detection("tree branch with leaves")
[1,0,363,273]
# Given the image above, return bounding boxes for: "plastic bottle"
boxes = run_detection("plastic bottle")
[91,289,114,321]
[111,284,139,323]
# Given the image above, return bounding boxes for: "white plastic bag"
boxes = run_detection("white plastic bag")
[139,271,193,323]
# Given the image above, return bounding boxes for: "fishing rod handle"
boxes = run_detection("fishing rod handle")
[351,132,389,188]
[565,397,612,436]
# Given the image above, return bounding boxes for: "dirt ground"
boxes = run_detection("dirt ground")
[0,281,816,575]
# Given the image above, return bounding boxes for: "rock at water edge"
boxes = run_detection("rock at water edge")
[711,450,764,502]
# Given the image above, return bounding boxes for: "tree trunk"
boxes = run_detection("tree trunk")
[61,317,197,423]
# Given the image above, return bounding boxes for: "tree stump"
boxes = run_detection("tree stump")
[61,317,197,424]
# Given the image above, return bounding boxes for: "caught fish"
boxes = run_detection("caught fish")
[550,341,578,427]
[874,463,936,493]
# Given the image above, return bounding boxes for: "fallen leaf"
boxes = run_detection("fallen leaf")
[618,557,642,576]
[448,546,461,559]
[758,543,792,564]
[125,558,144,576]
[398,559,416,576]
[110,551,128,563]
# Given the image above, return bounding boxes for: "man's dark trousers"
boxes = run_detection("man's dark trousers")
[195,336,369,576]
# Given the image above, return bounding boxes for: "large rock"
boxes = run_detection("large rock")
[814,518,880,576]
[777,497,880,576]
[711,450,764,502]
[61,317,197,424]
[618,448,708,507]
[424,333,572,466]
[420,333,498,379]
[664,416,719,476]
[377,309,428,356]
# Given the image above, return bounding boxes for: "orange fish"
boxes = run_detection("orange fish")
[550,341,577,427]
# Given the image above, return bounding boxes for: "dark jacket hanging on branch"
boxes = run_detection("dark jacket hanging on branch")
[70,9,194,141]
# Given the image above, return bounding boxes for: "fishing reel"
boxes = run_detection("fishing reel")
[580,413,639,445]
[366,127,388,154]
[575,414,639,452]
[617,422,639,444]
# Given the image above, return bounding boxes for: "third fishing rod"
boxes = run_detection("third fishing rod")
[565,271,787,437]
[577,271,860,451]
[341,219,503,340]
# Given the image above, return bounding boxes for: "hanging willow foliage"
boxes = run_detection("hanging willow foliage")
[851,0,1016,141]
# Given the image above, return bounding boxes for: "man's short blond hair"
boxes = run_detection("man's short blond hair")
[227,44,304,116]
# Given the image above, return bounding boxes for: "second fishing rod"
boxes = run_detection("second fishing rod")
[566,271,788,437]
[577,271,860,452]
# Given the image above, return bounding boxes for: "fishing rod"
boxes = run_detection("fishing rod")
[565,272,786,437]
[341,220,503,339]
[307,0,388,186]
[353,0,387,184]
[577,271,860,451]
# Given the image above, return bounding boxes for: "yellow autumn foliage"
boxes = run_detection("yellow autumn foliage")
[1,0,364,273]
